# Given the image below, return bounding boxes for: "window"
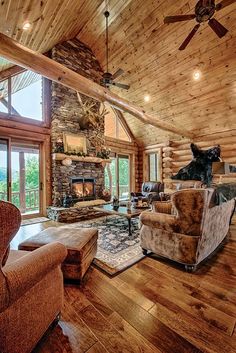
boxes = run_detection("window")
[0,137,42,215]
[105,153,130,200]
[0,69,44,121]
[104,103,131,142]
[148,153,160,181]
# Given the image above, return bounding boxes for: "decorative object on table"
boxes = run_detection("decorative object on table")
[77,91,107,129]
[61,157,73,167]
[112,196,119,210]
[63,132,87,155]
[171,143,221,186]
[164,0,233,51]
[102,188,111,202]
[63,194,73,208]
[127,200,132,211]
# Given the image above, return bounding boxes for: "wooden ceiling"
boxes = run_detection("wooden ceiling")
[0,0,236,145]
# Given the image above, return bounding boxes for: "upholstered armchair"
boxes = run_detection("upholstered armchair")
[140,189,235,271]
[131,181,164,203]
[0,201,67,353]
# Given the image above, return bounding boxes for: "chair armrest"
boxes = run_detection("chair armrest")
[131,192,143,197]
[140,211,177,232]
[4,242,67,308]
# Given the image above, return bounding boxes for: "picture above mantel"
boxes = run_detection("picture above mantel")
[52,153,111,164]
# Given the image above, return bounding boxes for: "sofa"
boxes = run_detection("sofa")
[139,188,235,271]
[131,181,164,203]
[0,200,67,353]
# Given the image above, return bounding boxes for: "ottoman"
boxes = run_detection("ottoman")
[18,227,98,281]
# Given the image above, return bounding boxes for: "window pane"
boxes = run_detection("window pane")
[118,156,130,200]
[11,142,40,214]
[11,71,43,120]
[105,114,116,138]
[149,153,157,181]
[118,121,131,142]
[0,79,8,114]
[0,139,8,201]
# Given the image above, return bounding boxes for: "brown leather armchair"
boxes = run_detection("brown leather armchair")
[0,201,67,353]
[131,181,164,203]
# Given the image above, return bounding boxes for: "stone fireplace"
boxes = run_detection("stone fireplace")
[50,38,105,206]
[71,177,96,201]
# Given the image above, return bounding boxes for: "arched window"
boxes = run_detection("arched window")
[104,103,131,142]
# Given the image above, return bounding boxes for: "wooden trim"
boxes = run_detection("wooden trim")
[0,65,26,83]
[0,117,50,139]
[42,78,51,127]
[0,33,194,139]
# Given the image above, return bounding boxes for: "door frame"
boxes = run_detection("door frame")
[0,135,46,218]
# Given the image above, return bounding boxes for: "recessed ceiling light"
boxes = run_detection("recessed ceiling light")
[144,95,150,102]
[193,70,201,80]
[23,22,31,30]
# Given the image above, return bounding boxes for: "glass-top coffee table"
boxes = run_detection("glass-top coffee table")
[93,203,150,236]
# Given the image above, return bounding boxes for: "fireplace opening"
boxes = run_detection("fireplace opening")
[71,177,96,201]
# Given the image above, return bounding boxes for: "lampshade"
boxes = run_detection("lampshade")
[212,162,230,175]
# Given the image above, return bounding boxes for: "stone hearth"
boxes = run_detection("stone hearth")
[50,38,105,206]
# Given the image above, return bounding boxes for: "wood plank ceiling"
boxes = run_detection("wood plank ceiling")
[0,0,236,145]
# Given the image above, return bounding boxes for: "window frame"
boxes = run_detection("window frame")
[143,148,163,182]
[104,104,132,142]
[0,69,50,127]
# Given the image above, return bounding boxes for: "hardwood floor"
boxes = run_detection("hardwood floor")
[13,218,236,353]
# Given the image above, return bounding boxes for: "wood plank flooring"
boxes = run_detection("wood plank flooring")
[13,218,236,353]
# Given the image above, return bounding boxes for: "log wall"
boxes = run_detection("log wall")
[141,130,236,191]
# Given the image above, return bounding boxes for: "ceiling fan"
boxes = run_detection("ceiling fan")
[164,0,236,50]
[100,11,130,90]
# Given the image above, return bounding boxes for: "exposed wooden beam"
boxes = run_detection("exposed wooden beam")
[0,65,26,82]
[0,33,195,139]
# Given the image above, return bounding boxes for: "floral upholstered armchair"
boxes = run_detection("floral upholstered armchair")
[139,188,235,271]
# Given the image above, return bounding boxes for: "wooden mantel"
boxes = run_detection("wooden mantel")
[52,153,111,164]
[0,33,195,139]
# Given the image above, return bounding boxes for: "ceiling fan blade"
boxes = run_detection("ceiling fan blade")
[208,18,228,37]
[112,68,124,80]
[112,82,130,90]
[179,24,200,50]
[216,0,236,10]
[164,15,195,24]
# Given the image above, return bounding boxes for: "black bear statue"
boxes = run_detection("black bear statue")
[171,143,221,186]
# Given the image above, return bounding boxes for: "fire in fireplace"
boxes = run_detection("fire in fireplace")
[71,177,96,201]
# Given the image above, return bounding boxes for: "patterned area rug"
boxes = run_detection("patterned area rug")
[67,216,145,275]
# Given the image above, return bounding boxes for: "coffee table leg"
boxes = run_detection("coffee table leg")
[128,218,132,236]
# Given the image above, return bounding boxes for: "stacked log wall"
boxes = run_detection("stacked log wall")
[143,130,236,190]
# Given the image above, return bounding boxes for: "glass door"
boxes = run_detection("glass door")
[105,153,130,200]
[11,141,40,215]
[118,155,130,200]
[0,138,10,201]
